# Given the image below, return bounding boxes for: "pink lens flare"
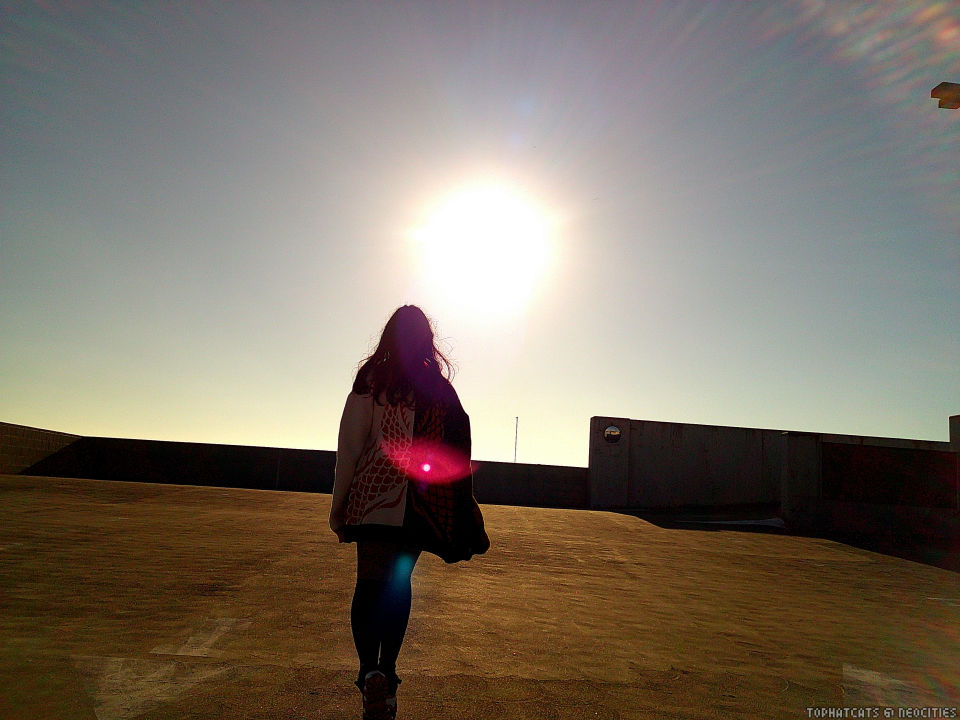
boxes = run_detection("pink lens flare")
[384,439,471,484]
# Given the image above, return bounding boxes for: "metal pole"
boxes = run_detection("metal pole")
[514,417,518,463]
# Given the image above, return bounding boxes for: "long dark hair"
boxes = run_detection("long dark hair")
[353,305,454,407]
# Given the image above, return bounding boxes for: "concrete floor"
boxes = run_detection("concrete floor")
[1,474,958,719]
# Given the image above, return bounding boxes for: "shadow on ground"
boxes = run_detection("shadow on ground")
[623,505,959,573]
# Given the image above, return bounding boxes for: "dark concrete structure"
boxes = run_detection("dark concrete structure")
[18,433,337,494]
[589,415,959,569]
[0,422,588,510]
[588,415,958,514]
[472,460,588,508]
[3,415,957,569]
[0,422,79,475]
[588,418,784,509]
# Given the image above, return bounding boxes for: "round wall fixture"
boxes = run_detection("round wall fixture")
[603,425,621,443]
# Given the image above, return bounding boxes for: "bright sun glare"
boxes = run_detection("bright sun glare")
[412,184,554,318]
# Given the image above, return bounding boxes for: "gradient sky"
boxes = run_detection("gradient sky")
[2,1,958,467]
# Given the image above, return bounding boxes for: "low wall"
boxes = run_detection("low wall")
[817,501,959,545]
[473,460,589,509]
[587,415,959,570]
[7,415,955,524]
[589,417,783,509]
[814,501,960,570]
[11,430,588,509]
[589,416,958,514]
[821,441,957,508]
[22,436,337,493]
[0,422,80,475]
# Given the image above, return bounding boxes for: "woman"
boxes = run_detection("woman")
[330,305,489,720]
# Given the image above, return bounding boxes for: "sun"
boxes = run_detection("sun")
[411,183,555,319]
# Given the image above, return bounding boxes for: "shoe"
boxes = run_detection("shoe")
[361,670,391,720]
[380,668,400,720]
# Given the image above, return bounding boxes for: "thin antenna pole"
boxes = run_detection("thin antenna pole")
[514,417,518,463]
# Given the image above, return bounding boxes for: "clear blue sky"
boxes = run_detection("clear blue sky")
[2,1,958,467]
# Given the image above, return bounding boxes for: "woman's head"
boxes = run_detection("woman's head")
[353,305,453,405]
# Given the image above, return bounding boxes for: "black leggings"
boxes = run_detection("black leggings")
[351,539,421,692]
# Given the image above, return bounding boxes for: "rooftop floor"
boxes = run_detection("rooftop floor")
[1,474,958,719]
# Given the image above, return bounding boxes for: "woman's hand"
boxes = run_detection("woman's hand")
[329,508,347,543]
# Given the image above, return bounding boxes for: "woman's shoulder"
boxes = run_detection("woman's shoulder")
[343,390,375,417]
[420,374,460,406]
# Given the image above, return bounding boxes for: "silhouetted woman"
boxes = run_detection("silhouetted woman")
[330,305,489,720]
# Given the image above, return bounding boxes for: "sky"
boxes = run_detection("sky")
[1,1,958,468]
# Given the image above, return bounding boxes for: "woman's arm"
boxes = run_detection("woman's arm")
[329,392,373,539]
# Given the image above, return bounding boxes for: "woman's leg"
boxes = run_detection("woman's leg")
[350,576,382,686]
[353,540,420,690]
[376,547,419,688]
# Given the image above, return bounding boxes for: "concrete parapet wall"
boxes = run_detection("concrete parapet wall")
[819,433,950,451]
[0,422,79,475]
[588,413,959,569]
[589,415,959,516]
[816,501,960,544]
[22,436,337,493]
[473,460,588,509]
[590,416,782,509]
[779,432,821,527]
[12,428,588,509]
[588,417,631,508]
[626,420,780,507]
[821,442,957,508]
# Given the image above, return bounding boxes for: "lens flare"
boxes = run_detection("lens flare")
[759,0,960,230]
[384,439,471,485]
